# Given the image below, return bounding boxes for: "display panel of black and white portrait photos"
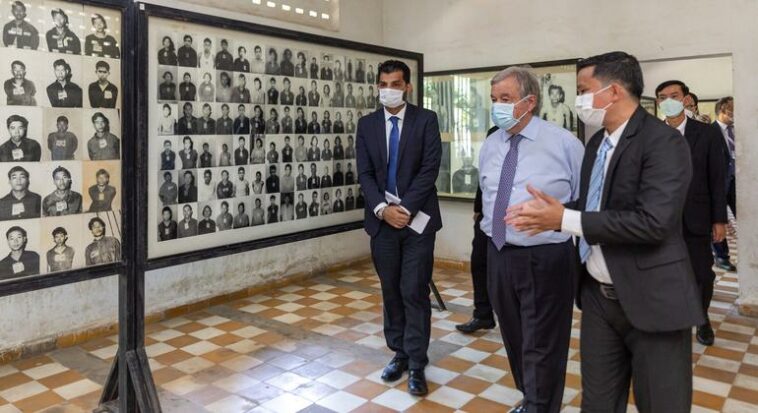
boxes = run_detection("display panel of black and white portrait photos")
[0,0,123,282]
[147,15,419,259]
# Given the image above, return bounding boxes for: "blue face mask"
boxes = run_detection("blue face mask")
[491,95,531,131]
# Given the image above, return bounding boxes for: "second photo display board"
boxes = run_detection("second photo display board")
[143,6,422,260]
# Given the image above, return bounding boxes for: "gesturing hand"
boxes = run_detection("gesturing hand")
[505,185,565,236]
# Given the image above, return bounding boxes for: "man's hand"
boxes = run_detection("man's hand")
[712,223,726,243]
[505,185,565,236]
[384,205,411,229]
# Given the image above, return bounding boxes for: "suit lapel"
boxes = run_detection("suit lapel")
[683,118,698,148]
[397,104,418,165]
[601,106,646,206]
[374,109,388,167]
[580,134,602,209]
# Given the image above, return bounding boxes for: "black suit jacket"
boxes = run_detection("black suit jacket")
[356,103,442,237]
[681,118,728,236]
[711,121,733,182]
[574,106,704,332]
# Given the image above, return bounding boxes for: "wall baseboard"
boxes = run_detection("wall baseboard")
[0,256,372,364]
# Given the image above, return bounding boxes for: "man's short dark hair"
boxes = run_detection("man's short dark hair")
[654,80,689,97]
[52,227,67,237]
[7,114,28,129]
[56,115,69,124]
[96,60,110,71]
[377,60,411,84]
[715,96,734,115]
[162,206,172,217]
[11,60,25,70]
[688,92,699,105]
[96,169,110,179]
[52,166,71,179]
[577,51,644,99]
[183,34,192,42]
[8,166,28,179]
[88,217,106,230]
[6,226,26,239]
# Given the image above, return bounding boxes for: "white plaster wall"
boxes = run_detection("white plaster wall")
[382,0,758,306]
[0,0,381,351]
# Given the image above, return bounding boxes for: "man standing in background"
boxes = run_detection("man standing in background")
[711,96,736,272]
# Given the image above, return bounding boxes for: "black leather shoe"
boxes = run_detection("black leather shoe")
[507,401,525,413]
[407,369,428,396]
[380,358,408,382]
[697,323,715,346]
[716,258,737,272]
[455,317,496,334]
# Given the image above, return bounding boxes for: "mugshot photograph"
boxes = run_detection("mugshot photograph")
[293,135,307,162]
[177,170,197,203]
[178,136,198,169]
[266,194,279,223]
[87,167,117,212]
[46,114,78,161]
[266,77,279,105]
[215,38,234,71]
[294,51,308,79]
[157,205,177,241]
[158,170,177,206]
[321,110,332,133]
[294,107,307,133]
[331,82,344,107]
[46,8,81,55]
[251,169,265,195]
[42,165,83,216]
[333,57,344,83]
[266,164,280,194]
[309,56,319,79]
[331,135,344,160]
[264,108,279,134]
[280,135,294,163]
[355,59,366,84]
[251,197,266,225]
[332,161,344,186]
[295,163,307,191]
[177,34,198,67]
[307,111,320,134]
[307,80,320,107]
[230,74,251,104]
[233,201,250,228]
[86,112,119,160]
[215,169,234,199]
[366,85,377,109]
[294,192,307,219]
[249,136,265,164]
[345,58,353,82]
[197,104,216,134]
[308,190,319,217]
[280,163,295,194]
[355,85,367,110]
[366,63,375,84]
[84,13,119,58]
[265,47,279,75]
[198,141,213,168]
[280,77,295,105]
[344,83,356,108]
[278,48,294,77]
[234,46,250,73]
[4,60,37,106]
[88,60,118,108]
[0,165,41,220]
[250,44,265,73]
[45,226,75,272]
[47,59,83,107]
[345,110,356,133]
[233,136,249,166]
[178,70,197,101]
[345,186,356,211]
[306,135,321,162]
[306,162,320,189]
[177,102,198,135]
[251,105,266,135]
[279,192,294,222]
[355,186,364,209]
[158,69,177,101]
[321,138,333,161]
[250,77,265,105]
[295,85,307,107]
[451,151,479,194]
[332,112,345,134]
[266,140,279,164]
[84,216,121,265]
[344,161,356,185]
[217,142,232,167]
[320,189,331,215]
[216,201,234,231]
[233,104,250,135]
[280,107,294,134]
[0,114,41,162]
[540,83,575,131]
[159,139,176,170]
[320,54,333,81]
[157,35,177,65]
[196,72,215,102]
[320,164,332,188]
[216,71,233,103]
[332,187,345,213]
[197,37,214,72]
[198,204,217,234]
[3,1,40,50]
[197,168,216,201]
[158,104,176,136]
[321,83,333,108]
[175,204,198,238]
[0,225,40,279]
[232,166,249,197]
[215,104,233,134]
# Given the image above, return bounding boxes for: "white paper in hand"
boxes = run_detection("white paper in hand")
[384,191,430,234]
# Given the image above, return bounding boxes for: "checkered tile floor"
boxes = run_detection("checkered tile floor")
[1,228,756,412]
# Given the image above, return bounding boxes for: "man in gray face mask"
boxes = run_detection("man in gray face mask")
[356,60,441,397]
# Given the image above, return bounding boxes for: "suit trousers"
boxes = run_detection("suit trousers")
[580,277,692,413]
[370,223,436,370]
[686,235,716,323]
[713,176,736,259]
[487,240,574,413]
[471,219,493,320]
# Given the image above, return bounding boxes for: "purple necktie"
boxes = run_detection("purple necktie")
[491,134,524,250]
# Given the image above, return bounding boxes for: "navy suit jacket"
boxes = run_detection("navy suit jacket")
[356,103,442,237]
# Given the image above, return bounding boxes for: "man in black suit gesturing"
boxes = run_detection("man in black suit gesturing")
[356,60,441,396]
[507,52,703,412]
[656,80,727,346]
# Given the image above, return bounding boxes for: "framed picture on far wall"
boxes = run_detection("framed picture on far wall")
[424,59,579,201]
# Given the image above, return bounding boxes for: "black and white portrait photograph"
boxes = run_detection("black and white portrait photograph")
[83,160,119,213]
[215,71,233,103]
[232,198,251,229]
[250,196,265,226]
[265,46,279,75]
[0,106,43,162]
[197,168,216,202]
[294,50,308,79]
[3,58,37,106]
[279,48,294,77]
[3,1,42,51]
[177,169,198,204]
[215,200,233,231]
[43,108,82,162]
[46,57,83,108]
[178,67,198,101]
[265,193,279,224]
[157,66,177,101]
[157,169,178,206]
[214,38,235,71]
[214,167,234,200]
[40,162,83,217]
[250,44,265,74]
[230,73,251,104]
[45,4,83,55]
[450,142,481,194]
[320,53,333,81]
[83,7,120,59]
[0,219,41,280]
[40,215,85,272]
[84,58,119,109]
[0,164,44,221]
[176,33,198,67]
[84,110,120,160]
[197,202,217,234]
[157,205,177,241]
[232,165,250,197]
[538,71,577,132]
[82,213,121,265]
[175,203,198,238]
[157,103,177,135]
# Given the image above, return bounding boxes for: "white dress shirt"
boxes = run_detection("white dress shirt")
[666,115,687,136]
[561,119,629,284]
[373,104,408,218]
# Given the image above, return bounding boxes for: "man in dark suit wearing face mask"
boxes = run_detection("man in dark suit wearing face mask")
[508,51,702,413]
[356,60,441,396]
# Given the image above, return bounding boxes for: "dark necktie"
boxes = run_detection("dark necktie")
[726,125,735,177]
[491,134,524,250]
[386,116,400,194]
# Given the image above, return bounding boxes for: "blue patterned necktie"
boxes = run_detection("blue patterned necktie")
[579,137,614,263]
[726,125,736,177]
[386,116,400,195]
[491,134,524,250]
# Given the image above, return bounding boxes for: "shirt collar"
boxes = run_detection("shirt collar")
[384,104,407,122]
[665,116,687,136]
[604,119,630,147]
[503,116,538,142]
[716,120,730,131]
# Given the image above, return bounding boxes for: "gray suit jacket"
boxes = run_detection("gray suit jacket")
[574,106,705,332]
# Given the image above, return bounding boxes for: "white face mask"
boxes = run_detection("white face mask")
[379,88,405,109]
[575,85,613,128]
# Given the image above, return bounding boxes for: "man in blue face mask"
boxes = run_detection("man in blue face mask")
[656,80,728,347]
[478,66,584,413]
